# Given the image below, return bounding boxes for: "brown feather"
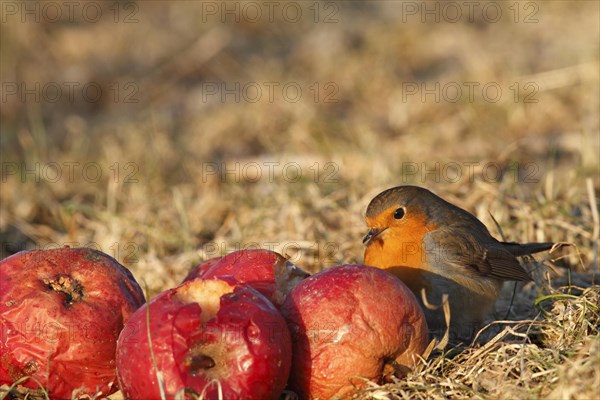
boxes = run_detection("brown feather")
[425,226,532,282]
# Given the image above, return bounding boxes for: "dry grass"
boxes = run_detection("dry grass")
[1,1,598,399]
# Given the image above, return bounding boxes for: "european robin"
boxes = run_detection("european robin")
[363,185,553,339]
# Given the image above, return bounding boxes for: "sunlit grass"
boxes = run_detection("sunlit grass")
[1,1,598,398]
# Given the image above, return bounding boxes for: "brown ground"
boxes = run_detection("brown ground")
[1,1,598,399]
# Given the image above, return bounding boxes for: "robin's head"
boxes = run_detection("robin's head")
[363,186,443,246]
[363,185,491,247]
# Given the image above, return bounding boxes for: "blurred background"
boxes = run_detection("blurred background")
[1,1,598,296]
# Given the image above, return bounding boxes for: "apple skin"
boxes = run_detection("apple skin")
[0,247,145,399]
[182,256,221,282]
[183,249,310,307]
[281,264,428,400]
[116,277,292,400]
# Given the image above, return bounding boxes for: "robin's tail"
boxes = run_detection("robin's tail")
[501,242,554,257]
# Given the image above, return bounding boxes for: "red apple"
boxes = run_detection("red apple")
[0,247,145,399]
[281,264,428,400]
[116,277,292,399]
[183,249,310,307]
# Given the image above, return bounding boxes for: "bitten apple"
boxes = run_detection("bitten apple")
[0,247,145,399]
[116,277,292,399]
[183,249,310,307]
[281,264,428,400]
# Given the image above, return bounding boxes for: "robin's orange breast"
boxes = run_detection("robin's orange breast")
[364,212,435,292]
[364,211,434,264]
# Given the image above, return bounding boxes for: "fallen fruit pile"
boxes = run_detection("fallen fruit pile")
[1,247,427,399]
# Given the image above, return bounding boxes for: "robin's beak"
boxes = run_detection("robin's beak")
[362,227,387,245]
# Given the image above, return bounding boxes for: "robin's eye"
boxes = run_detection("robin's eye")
[393,207,405,219]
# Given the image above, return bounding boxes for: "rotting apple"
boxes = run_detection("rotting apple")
[281,264,428,400]
[116,277,292,400]
[183,249,310,307]
[0,247,145,399]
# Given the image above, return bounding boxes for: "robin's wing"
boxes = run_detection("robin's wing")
[425,226,532,281]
